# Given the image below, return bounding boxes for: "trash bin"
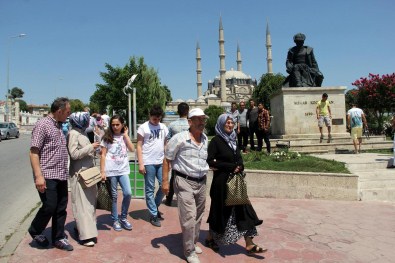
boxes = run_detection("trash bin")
[129,160,145,198]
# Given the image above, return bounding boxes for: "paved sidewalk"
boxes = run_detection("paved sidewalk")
[6,195,395,263]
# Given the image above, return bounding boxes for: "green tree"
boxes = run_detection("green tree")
[87,102,100,115]
[69,99,85,112]
[18,99,28,112]
[204,105,225,136]
[10,87,24,99]
[252,73,285,110]
[162,85,173,104]
[91,56,169,124]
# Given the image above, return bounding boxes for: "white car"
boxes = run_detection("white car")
[0,122,20,140]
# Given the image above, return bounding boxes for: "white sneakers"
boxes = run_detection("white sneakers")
[186,246,202,263]
[186,252,200,263]
[194,245,202,254]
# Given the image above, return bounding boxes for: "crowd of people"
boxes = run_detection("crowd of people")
[28,95,379,262]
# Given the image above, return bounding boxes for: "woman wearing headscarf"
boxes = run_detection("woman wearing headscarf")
[67,112,101,247]
[205,113,266,254]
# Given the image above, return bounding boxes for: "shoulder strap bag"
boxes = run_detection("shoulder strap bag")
[225,171,251,206]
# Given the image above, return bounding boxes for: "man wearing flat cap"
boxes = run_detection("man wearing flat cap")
[162,108,209,263]
[285,33,324,87]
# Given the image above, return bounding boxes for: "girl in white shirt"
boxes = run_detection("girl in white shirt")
[100,115,135,231]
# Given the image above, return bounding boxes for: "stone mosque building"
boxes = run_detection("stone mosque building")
[165,17,273,114]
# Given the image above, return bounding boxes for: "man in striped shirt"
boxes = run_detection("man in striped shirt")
[28,97,73,251]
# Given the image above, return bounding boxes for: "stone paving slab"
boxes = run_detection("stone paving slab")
[7,195,395,263]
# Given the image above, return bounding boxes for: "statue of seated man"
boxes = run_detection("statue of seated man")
[284,33,324,87]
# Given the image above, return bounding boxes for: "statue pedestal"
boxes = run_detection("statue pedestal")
[270,86,349,139]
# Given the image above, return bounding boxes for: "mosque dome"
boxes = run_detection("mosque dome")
[225,68,250,79]
[221,102,231,107]
[186,99,195,103]
[208,94,218,98]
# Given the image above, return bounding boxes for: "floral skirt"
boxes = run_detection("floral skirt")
[211,207,258,245]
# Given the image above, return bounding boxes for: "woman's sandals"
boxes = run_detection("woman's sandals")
[246,244,268,254]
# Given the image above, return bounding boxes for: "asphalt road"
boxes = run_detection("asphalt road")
[0,134,39,251]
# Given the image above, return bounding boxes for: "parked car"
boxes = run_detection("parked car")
[0,122,20,140]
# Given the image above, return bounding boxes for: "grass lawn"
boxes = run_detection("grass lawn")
[243,151,351,174]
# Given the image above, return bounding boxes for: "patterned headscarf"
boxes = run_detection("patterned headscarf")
[215,113,237,152]
[69,112,90,131]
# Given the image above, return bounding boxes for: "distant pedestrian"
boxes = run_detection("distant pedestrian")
[237,101,249,153]
[94,114,105,144]
[162,108,209,263]
[347,103,367,154]
[392,115,395,159]
[257,102,271,153]
[67,112,101,247]
[164,102,190,206]
[137,105,169,227]
[316,93,332,143]
[247,99,259,151]
[61,117,70,137]
[28,97,73,251]
[226,102,239,134]
[86,113,97,143]
[101,110,110,130]
[100,115,135,231]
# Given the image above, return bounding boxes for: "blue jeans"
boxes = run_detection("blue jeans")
[144,164,163,217]
[109,175,131,222]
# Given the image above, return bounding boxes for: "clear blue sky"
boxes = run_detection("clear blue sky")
[1,0,394,106]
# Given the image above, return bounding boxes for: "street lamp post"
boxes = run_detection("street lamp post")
[5,33,26,122]
[123,74,138,139]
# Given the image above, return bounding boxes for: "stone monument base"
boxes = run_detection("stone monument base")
[270,86,348,139]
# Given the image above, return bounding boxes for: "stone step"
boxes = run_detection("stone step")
[273,136,387,146]
[288,141,393,153]
[358,188,395,201]
[359,178,395,189]
[347,161,389,171]
[357,170,395,179]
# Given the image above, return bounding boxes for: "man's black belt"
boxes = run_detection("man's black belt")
[174,171,206,182]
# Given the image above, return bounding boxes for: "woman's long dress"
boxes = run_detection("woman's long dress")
[206,136,262,244]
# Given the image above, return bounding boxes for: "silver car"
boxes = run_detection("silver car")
[0,122,20,140]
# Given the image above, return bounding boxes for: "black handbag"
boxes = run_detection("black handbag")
[96,180,113,211]
[225,171,251,206]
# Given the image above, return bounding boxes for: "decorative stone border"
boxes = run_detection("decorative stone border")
[206,169,358,201]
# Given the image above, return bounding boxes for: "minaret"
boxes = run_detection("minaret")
[266,20,273,74]
[196,42,202,98]
[219,16,227,102]
[236,43,242,72]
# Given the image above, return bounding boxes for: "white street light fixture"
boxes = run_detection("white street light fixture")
[124,74,138,139]
[5,33,27,122]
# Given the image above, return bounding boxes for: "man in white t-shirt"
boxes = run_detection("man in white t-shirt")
[137,105,169,227]
[347,103,367,154]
